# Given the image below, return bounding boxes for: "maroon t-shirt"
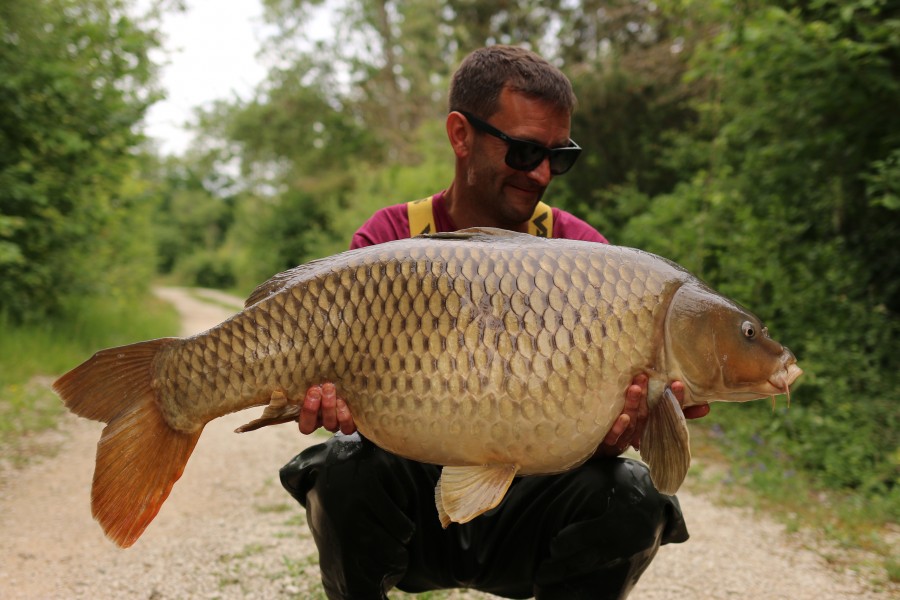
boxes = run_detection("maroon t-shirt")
[350,190,608,249]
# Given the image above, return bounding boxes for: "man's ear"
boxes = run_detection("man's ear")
[446,111,472,159]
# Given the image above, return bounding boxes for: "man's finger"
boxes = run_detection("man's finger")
[321,382,338,432]
[624,382,642,410]
[603,413,630,447]
[298,386,322,434]
[684,404,710,420]
[671,380,686,405]
[336,397,357,435]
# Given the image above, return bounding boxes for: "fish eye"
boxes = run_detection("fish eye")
[742,321,756,339]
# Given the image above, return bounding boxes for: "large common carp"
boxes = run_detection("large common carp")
[54,228,801,548]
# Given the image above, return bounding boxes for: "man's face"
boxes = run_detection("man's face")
[465,88,572,228]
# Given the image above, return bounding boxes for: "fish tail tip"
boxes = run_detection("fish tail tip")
[91,392,202,547]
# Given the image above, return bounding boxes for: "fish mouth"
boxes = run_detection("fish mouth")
[700,349,803,404]
[762,350,803,406]
[768,362,803,394]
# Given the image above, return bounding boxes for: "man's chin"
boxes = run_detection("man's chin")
[503,185,543,214]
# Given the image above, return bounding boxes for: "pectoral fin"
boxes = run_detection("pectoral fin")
[235,390,301,433]
[435,464,519,528]
[639,387,691,495]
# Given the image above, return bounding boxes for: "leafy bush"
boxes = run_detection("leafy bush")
[173,249,238,290]
[618,3,900,495]
[0,0,162,322]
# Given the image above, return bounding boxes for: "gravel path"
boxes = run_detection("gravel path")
[0,287,890,599]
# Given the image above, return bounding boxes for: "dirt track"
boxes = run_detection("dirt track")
[0,287,890,599]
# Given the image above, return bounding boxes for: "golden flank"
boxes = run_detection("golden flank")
[54,228,801,548]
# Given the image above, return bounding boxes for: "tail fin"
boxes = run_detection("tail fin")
[53,338,202,548]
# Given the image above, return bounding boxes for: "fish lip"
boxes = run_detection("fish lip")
[767,362,803,394]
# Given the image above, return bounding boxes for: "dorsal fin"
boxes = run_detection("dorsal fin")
[420,227,531,241]
[243,257,335,308]
[245,227,536,308]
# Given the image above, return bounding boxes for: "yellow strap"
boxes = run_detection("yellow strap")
[528,201,553,238]
[408,197,553,238]
[408,196,436,236]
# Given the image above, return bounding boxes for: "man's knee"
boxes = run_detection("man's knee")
[279,434,373,506]
[282,435,403,516]
[532,459,688,597]
[603,458,689,546]
[547,459,684,527]
[280,436,419,599]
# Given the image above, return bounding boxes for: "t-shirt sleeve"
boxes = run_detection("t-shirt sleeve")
[350,204,411,249]
[551,208,609,244]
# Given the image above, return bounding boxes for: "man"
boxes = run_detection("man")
[280,45,709,600]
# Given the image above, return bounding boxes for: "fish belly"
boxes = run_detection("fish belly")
[157,236,679,472]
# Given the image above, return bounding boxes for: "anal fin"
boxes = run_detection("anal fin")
[639,387,691,495]
[235,389,301,433]
[435,464,518,528]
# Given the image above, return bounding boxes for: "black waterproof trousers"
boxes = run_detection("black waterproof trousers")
[280,434,689,600]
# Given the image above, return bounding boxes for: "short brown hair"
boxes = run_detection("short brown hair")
[449,45,576,118]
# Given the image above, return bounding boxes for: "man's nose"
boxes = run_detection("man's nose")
[527,156,553,186]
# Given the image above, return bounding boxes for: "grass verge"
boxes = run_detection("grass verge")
[0,292,180,454]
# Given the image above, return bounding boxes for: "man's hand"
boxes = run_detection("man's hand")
[594,376,708,457]
[298,382,357,435]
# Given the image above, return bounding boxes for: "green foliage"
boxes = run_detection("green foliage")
[554,0,708,226]
[219,119,454,293]
[146,156,236,275]
[864,148,900,210]
[173,248,237,289]
[0,0,163,322]
[329,119,456,247]
[221,59,384,176]
[260,0,450,157]
[618,2,900,494]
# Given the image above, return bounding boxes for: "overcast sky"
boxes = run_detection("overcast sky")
[141,0,270,155]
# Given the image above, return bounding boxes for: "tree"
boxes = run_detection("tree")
[260,0,450,160]
[621,0,900,491]
[552,0,714,234]
[0,0,165,321]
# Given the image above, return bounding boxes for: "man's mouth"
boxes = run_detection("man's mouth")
[506,182,543,197]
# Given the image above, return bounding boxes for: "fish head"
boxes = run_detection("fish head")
[664,283,802,405]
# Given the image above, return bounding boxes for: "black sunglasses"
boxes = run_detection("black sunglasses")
[457,110,582,175]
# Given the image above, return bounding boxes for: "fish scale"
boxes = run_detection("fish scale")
[54,227,801,547]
